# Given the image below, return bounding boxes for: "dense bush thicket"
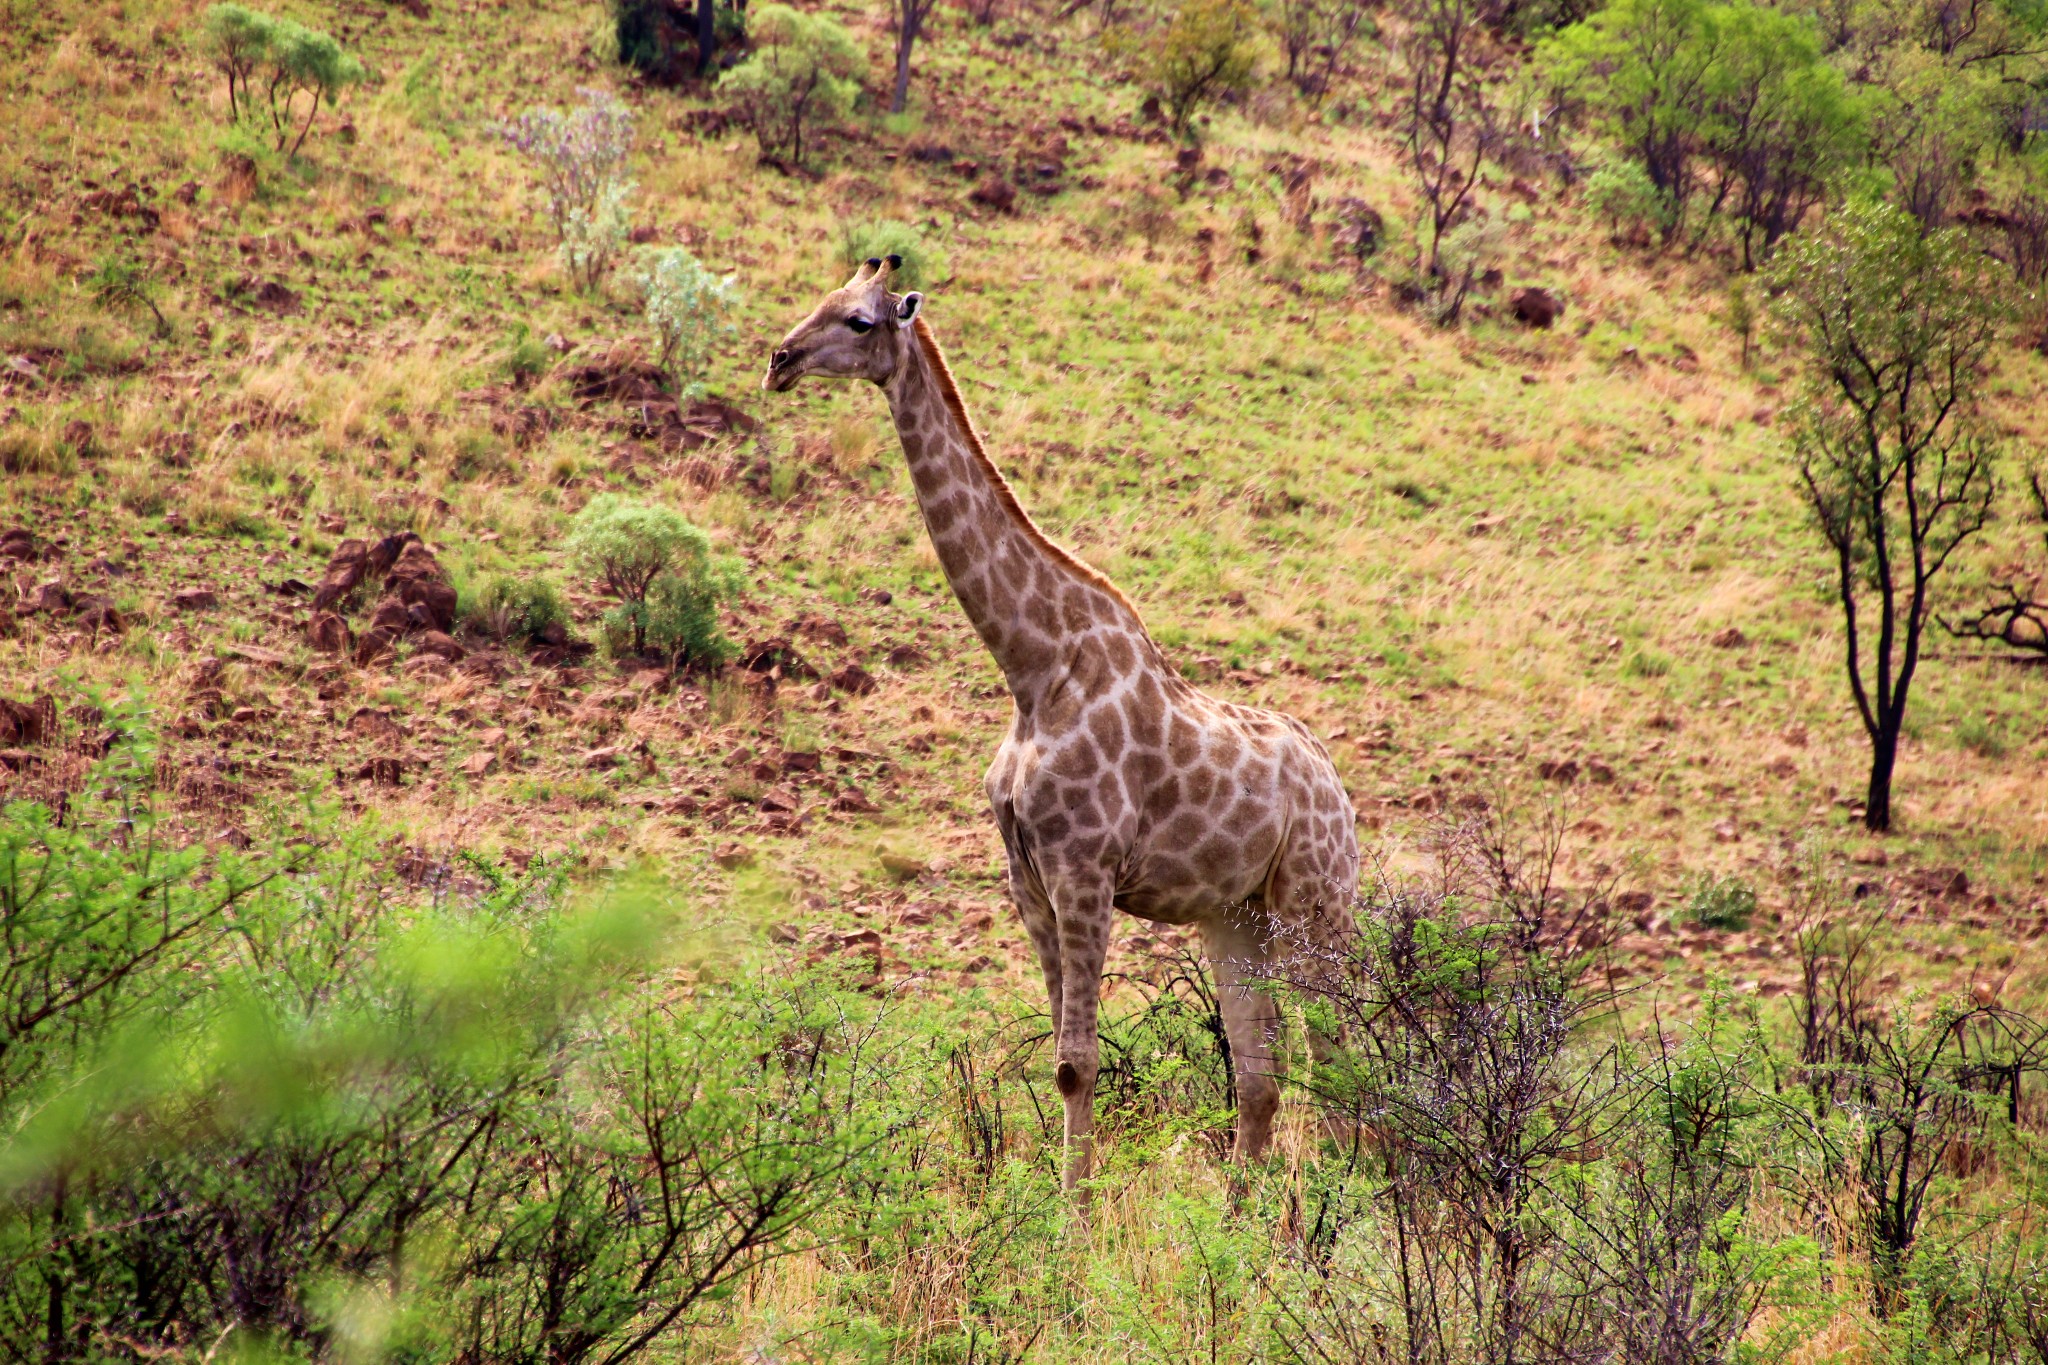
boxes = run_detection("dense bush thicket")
[0,709,915,1361]
[2,708,2044,1360]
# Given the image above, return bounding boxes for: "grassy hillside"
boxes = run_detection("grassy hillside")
[3,0,2048,1355]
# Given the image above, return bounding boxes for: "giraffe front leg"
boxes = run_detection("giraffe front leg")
[1048,873,1113,1200]
[1003,852,1063,1041]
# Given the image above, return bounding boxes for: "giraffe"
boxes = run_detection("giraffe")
[765,257,1360,1192]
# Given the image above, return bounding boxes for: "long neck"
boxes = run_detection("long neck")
[882,319,1147,696]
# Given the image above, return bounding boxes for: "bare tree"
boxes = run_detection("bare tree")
[1396,0,1506,280]
[1274,0,1367,105]
[1943,465,2048,658]
[1769,200,2008,832]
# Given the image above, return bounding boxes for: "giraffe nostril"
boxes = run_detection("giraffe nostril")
[772,348,792,368]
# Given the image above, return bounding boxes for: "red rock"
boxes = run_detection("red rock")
[1510,287,1564,329]
[1710,627,1748,649]
[0,697,52,745]
[412,630,464,662]
[24,581,71,614]
[308,611,352,654]
[353,756,405,785]
[460,750,496,776]
[170,587,218,611]
[829,663,877,696]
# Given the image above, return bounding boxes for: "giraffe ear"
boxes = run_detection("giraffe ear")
[894,292,924,328]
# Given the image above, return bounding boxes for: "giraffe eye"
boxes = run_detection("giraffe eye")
[846,316,875,334]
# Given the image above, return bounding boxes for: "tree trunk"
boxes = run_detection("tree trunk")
[891,17,915,114]
[696,0,716,77]
[1864,722,1899,832]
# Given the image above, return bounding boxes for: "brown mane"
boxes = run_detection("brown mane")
[910,315,1148,628]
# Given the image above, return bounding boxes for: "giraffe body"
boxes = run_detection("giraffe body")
[767,259,1359,1190]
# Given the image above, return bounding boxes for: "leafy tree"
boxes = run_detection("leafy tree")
[718,5,866,169]
[1769,201,2010,832]
[201,2,271,124]
[1115,0,1262,141]
[1544,0,1864,260]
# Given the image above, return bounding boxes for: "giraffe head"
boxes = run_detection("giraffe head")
[763,255,924,392]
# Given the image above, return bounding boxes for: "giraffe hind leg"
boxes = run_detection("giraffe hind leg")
[1199,904,1283,1163]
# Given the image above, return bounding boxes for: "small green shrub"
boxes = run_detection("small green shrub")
[626,247,740,398]
[622,558,745,667]
[566,495,741,660]
[837,220,948,291]
[496,89,636,290]
[1110,0,1262,141]
[503,323,552,386]
[1584,159,1673,242]
[1623,646,1673,678]
[1684,875,1757,931]
[718,4,865,168]
[466,573,571,644]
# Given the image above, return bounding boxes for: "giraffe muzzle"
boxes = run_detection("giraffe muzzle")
[763,347,803,392]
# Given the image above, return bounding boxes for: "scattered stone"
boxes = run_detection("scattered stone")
[1710,626,1748,649]
[412,630,465,662]
[969,175,1017,213]
[791,613,849,646]
[768,922,801,944]
[308,611,352,654]
[712,841,753,869]
[879,850,927,881]
[73,596,123,634]
[1780,723,1808,748]
[1510,287,1565,329]
[1764,755,1798,779]
[738,637,813,678]
[858,587,893,607]
[781,749,821,774]
[24,581,72,615]
[346,707,405,742]
[353,756,405,785]
[1850,846,1888,867]
[0,696,52,746]
[459,750,497,777]
[833,786,879,813]
[169,587,218,611]
[1468,513,1509,536]
[1712,819,1739,843]
[830,663,877,696]
[0,528,35,562]
[1536,757,1579,783]
[886,643,929,668]
[1585,758,1615,783]
[757,785,800,814]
